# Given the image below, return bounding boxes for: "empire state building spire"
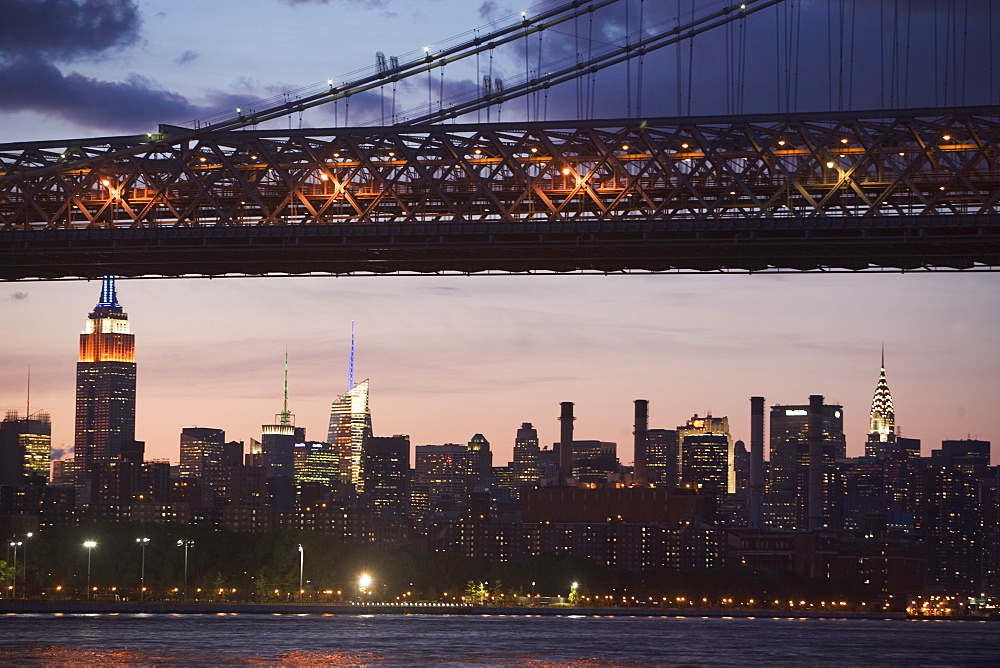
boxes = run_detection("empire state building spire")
[865,347,896,458]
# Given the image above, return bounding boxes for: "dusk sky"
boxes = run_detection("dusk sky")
[1,0,998,466]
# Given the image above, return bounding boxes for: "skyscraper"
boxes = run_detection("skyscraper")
[262,352,299,511]
[0,410,51,485]
[74,276,136,487]
[512,422,542,489]
[467,433,493,487]
[363,435,410,520]
[866,349,896,459]
[327,379,372,489]
[179,427,225,479]
[767,401,845,531]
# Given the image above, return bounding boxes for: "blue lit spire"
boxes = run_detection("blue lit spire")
[96,275,121,308]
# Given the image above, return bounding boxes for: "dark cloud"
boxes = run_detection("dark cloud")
[0,56,212,132]
[0,0,141,61]
[177,50,200,65]
[479,1,506,21]
[51,446,69,461]
[6,291,29,301]
[277,0,388,6]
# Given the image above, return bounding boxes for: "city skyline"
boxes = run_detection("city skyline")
[1,273,997,467]
[1,0,998,466]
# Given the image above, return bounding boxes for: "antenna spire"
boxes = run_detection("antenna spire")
[281,347,291,426]
[26,363,30,418]
[348,321,355,391]
[96,275,120,308]
[881,342,885,370]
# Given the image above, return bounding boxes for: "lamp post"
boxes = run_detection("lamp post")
[8,542,21,599]
[177,539,194,599]
[22,532,32,599]
[83,541,97,600]
[136,537,150,601]
[297,544,304,603]
[359,573,372,600]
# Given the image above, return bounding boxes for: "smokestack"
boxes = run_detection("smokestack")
[807,394,825,530]
[633,399,649,484]
[559,402,575,484]
[749,396,765,529]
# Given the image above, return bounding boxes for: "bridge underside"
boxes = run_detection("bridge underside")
[2,215,995,280]
[3,109,999,278]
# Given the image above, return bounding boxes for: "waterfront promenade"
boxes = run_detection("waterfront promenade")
[0,600,905,619]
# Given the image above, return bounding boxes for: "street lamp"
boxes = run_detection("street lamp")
[359,573,372,598]
[9,542,22,599]
[177,539,194,599]
[297,544,304,603]
[83,541,97,600]
[23,532,32,600]
[136,538,150,601]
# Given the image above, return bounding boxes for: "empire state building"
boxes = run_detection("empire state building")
[74,276,136,477]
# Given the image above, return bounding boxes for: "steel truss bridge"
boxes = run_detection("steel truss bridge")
[0,0,998,280]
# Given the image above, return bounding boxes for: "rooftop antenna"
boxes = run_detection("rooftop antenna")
[881,341,885,370]
[280,347,292,426]
[348,321,355,391]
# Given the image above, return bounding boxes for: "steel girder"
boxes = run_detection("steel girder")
[1,108,999,278]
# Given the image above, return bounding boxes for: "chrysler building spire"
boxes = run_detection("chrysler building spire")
[865,347,896,458]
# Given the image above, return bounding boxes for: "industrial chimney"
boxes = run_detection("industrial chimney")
[633,399,649,484]
[559,401,575,485]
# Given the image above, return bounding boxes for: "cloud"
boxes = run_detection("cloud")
[0,56,214,132]
[176,50,199,65]
[51,447,69,461]
[6,291,28,301]
[479,1,508,21]
[0,0,141,61]
[276,0,388,6]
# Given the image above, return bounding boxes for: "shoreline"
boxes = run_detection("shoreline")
[0,600,914,619]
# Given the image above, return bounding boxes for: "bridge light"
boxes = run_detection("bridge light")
[777,139,786,146]
[474,149,482,155]
[101,179,111,187]
[521,10,527,19]
[320,174,329,181]
[562,167,571,175]
[236,107,242,114]
[621,144,629,151]
[530,147,538,153]
[334,153,340,158]
[840,138,848,144]
[826,161,835,169]
[681,142,689,149]
[942,134,951,141]
[388,151,395,157]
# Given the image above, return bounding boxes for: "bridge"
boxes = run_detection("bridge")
[1,1,998,280]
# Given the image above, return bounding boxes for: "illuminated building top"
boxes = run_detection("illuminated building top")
[79,275,134,363]
[96,275,121,308]
[869,349,895,442]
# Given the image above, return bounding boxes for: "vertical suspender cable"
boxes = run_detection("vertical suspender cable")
[958,0,964,104]
[793,0,801,111]
[587,13,597,118]
[637,0,645,117]
[827,1,834,110]
[847,0,855,109]
[625,0,632,119]
[838,0,845,111]
[676,0,683,116]
[686,0,695,116]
